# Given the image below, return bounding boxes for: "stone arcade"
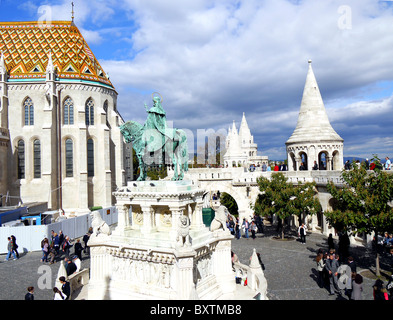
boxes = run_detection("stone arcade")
[87,180,236,300]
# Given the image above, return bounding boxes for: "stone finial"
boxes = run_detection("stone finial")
[250,248,260,269]
[0,52,6,75]
[46,52,54,74]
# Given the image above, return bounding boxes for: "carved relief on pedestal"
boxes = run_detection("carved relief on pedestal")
[193,250,213,283]
[132,206,143,225]
[160,209,172,227]
[109,247,175,289]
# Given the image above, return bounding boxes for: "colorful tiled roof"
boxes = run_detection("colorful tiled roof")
[0,21,113,88]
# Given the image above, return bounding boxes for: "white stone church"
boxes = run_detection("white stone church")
[224,112,268,168]
[0,21,127,215]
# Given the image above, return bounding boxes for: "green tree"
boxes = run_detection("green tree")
[220,192,238,216]
[253,172,321,239]
[146,165,168,180]
[325,155,393,276]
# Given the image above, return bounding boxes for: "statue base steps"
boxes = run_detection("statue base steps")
[87,180,236,300]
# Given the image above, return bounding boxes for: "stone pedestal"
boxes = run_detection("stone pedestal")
[88,180,235,300]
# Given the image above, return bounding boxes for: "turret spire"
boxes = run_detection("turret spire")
[286,60,343,144]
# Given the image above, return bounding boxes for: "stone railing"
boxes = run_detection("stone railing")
[185,167,345,187]
[69,268,89,300]
[232,249,268,300]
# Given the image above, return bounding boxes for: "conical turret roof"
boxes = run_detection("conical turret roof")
[286,60,343,145]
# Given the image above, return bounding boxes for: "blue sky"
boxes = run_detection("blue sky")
[1,0,393,160]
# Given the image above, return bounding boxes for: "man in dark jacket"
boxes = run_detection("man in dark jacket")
[59,276,71,300]
[325,253,340,295]
[65,257,77,276]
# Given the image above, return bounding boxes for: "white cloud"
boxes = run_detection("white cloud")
[106,0,393,159]
[18,0,393,159]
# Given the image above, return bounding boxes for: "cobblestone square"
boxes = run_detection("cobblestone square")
[1,225,391,300]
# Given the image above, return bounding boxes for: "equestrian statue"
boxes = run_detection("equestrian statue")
[119,93,188,181]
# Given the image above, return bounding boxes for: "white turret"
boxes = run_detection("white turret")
[286,60,344,171]
[224,114,268,168]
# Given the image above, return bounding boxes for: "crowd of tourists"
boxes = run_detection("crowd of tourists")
[226,214,264,240]
[24,228,93,300]
[344,156,391,171]
[40,228,91,265]
[315,232,393,300]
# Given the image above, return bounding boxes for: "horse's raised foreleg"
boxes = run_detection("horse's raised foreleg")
[172,156,179,180]
[137,153,147,181]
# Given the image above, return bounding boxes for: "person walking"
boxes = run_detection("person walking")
[5,236,17,261]
[59,276,71,300]
[242,218,249,238]
[250,221,257,240]
[62,236,72,257]
[52,232,60,255]
[315,252,325,288]
[325,252,340,295]
[83,232,90,254]
[351,274,363,300]
[11,235,19,258]
[41,237,49,262]
[298,223,307,244]
[64,257,77,276]
[235,218,241,240]
[74,239,83,260]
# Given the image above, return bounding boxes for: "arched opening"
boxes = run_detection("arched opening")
[33,139,41,178]
[85,98,94,126]
[65,138,73,177]
[63,96,74,125]
[332,150,340,170]
[299,151,308,170]
[318,151,328,170]
[23,97,34,126]
[289,152,296,171]
[17,140,25,179]
[219,192,239,217]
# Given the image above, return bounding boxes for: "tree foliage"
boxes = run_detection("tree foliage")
[325,158,393,235]
[325,156,393,276]
[253,172,321,238]
[220,192,238,216]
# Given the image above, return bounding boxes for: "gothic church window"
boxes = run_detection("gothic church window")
[65,139,73,177]
[63,97,74,125]
[17,140,25,179]
[24,97,34,125]
[87,138,94,177]
[103,100,111,128]
[85,98,94,126]
[33,139,41,178]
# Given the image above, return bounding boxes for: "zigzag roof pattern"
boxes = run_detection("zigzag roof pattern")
[0,21,113,88]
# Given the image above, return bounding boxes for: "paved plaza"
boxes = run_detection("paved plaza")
[0,225,391,300]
